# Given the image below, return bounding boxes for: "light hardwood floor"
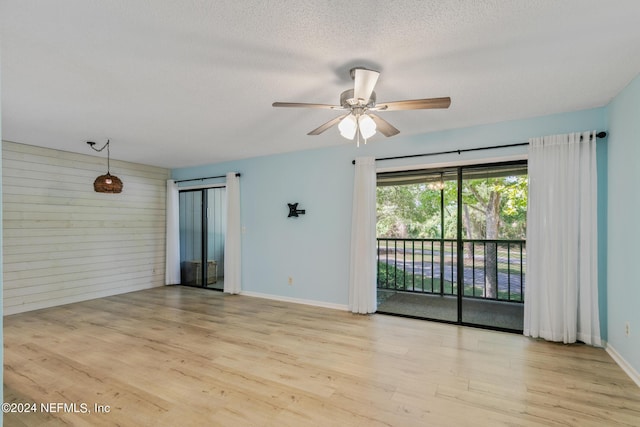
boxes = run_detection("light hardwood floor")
[4,286,639,426]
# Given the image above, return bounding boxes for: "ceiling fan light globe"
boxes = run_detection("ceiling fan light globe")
[358,114,377,139]
[338,114,357,140]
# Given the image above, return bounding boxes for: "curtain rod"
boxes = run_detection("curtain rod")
[351,131,607,165]
[174,172,241,184]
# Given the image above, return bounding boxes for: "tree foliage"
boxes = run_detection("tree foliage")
[377,167,527,300]
[462,175,528,240]
[376,173,527,240]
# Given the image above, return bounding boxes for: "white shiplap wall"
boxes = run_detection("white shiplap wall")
[2,141,170,315]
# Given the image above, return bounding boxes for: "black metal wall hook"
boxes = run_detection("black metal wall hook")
[287,203,306,218]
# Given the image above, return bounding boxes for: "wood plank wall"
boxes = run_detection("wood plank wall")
[2,141,170,315]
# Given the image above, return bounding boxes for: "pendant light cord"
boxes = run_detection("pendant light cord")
[87,139,111,173]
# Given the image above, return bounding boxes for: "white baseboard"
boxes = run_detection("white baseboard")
[606,344,640,388]
[239,291,349,312]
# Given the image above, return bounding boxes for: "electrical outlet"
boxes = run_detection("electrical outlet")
[625,322,630,337]
[288,276,293,286]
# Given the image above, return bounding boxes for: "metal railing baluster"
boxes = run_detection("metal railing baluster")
[507,243,511,301]
[491,243,500,299]
[411,240,415,292]
[394,239,397,289]
[376,237,525,303]
[483,241,487,298]
[521,243,524,301]
[472,242,476,297]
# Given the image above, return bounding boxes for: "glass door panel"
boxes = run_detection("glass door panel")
[179,190,204,286]
[460,163,527,331]
[205,187,226,290]
[376,169,458,322]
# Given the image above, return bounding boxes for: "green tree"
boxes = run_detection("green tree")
[461,175,527,241]
[377,179,460,239]
[461,174,528,298]
[377,184,437,238]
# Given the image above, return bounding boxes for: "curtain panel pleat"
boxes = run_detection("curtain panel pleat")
[524,131,601,346]
[349,157,377,314]
[165,180,181,285]
[224,172,242,294]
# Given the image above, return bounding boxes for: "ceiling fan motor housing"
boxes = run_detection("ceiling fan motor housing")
[340,89,376,108]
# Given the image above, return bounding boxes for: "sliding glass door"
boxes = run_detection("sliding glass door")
[179,187,226,290]
[376,161,527,332]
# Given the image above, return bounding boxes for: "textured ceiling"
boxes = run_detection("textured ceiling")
[1,0,640,168]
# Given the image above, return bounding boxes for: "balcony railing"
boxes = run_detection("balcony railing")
[377,238,526,303]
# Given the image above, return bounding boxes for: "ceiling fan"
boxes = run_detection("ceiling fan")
[272,67,451,146]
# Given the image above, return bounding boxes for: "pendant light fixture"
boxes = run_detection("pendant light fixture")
[428,172,445,191]
[338,109,378,147]
[87,139,123,193]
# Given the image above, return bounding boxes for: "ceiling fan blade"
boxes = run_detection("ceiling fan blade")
[307,114,349,135]
[272,102,341,109]
[368,114,400,137]
[375,97,451,111]
[353,68,380,103]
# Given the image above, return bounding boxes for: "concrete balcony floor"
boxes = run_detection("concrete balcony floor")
[377,289,524,331]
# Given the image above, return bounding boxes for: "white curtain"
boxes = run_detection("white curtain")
[165,179,181,285]
[224,172,242,294]
[524,131,601,345]
[349,157,377,314]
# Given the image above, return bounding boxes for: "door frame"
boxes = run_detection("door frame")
[178,185,226,290]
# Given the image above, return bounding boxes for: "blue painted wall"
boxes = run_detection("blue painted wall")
[606,72,640,374]
[173,107,608,314]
